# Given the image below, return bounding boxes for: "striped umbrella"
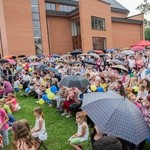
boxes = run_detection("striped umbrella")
[81,91,150,145]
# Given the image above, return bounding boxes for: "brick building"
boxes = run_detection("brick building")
[0,0,144,57]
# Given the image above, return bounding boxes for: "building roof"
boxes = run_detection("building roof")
[45,0,78,6]
[101,0,129,13]
[112,17,143,24]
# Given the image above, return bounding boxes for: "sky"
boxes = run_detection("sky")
[117,0,150,20]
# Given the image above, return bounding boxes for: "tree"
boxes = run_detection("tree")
[145,28,150,40]
[136,0,150,14]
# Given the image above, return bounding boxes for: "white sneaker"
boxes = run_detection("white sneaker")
[66,114,72,118]
[61,112,68,116]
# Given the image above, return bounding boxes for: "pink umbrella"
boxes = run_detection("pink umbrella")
[136,40,150,47]
[7,59,16,64]
[131,46,145,52]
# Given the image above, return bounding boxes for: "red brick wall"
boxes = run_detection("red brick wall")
[111,11,128,18]
[39,0,49,55]
[47,16,73,54]
[79,0,113,52]
[112,22,144,49]
[1,0,35,56]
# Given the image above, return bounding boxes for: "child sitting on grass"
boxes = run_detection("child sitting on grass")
[6,93,21,112]
[68,111,89,150]
[12,119,35,150]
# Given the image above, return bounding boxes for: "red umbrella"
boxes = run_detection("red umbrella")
[131,46,145,52]
[94,50,104,54]
[136,40,150,47]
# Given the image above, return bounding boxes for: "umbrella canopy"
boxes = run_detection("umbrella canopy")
[3,55,16,59]
[111,65,128,72]
[44,67,58,73]
[94,50,104,54]
[18,55,26,58]
[131,46,145,52]
[52,54,60,58]
[99,54,106,57]
[60,75,91,89]
[82,91,150,145]
[90,53,99,59]
[28,55,38,60]
[136,40,150,47]
[106,49,116,53]
[121,50,135,55]
[111,59,125,65]
[84,60,96,65]
[70,61,81,65]
[87,50,95,54]
[70,49,82,55]
[7,59,16,64]
[0,59,8,64]
[36,64,48,70]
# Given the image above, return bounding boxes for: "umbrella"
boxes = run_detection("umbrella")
[70,61,81,65]
[121,50,135,55]
[81,91,150,145]
[94,50,104,54]
[44,67,58,73]
[52,54,60,58]
[3,55,16,59]
[60,75,91,89]
[0,59,8,63]
[111,59,125,65]
[106,49,116,53]
[87,50,95,54]
[28,55,38,60]
[136,40,150,47]
[99,54,106,57]
[80,53,90,56]
[90,53,99,59]
[111,65,128,72]
[7,59,16,64]
[84,60,96,65]
[70,49,82,55]
[131,46,145,52]
[18,55,26,58]
[36,64,48,70]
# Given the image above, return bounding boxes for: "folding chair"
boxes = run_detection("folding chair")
[35,137,47,150]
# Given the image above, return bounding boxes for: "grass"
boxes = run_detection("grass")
[11,94,150,150]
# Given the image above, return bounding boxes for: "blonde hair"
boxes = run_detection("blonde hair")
[12,119,34,149]
[76,111,87,121]
[0,98,6,104]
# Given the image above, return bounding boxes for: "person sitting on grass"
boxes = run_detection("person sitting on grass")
[12,119,35,150]
[13,77,22,95]
[6,93,21,112]
[68,111,89,150]
[0,98,16,126]
[31,107,47,149]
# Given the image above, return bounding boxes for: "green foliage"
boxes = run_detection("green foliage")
[145,28,150,40]
[137,0,150,14]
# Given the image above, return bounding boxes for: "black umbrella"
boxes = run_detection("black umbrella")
[87,50,94,54]
[84,60,96,65]
[70,61,81,65]
[60,75,91,89]
[36,64,48,70]
[44,67,58,73]
[18,55,26,58]
[52,54,60,58]
[99,54,106,57]
[0,59,9,63]
[70,49,82,55]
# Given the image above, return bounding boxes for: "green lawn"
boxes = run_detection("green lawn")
[11,94,150,150]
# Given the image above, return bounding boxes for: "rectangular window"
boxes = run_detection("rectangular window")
[32,13,40,21]
[34,29,41,38]
[60,5,76,12]
[91,16,106,30]
[92,37,106,50]
[31,5,39,13]
[45,3,56,10]
[31,0,38,5]
[33,21,40,28]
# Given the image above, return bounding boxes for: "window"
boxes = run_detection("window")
[71,20,80,36]
[32,13,40,21]
[34,29,41,38]
[60,5,76,12]
[45,3,56,10]
[33,21,40,28]
[92,37,106,50]
[31,5,39,13]
[31,0,38,5]
[91,16,106,30]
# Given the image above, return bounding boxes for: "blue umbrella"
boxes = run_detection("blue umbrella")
[44,67,58,73]
[52,54,60,58]
[36,64,48,70]
[106,49,116,53]
[82,91,150,145]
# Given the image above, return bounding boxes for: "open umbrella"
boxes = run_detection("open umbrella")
[70,49,82,55]
[60,75,91,89]
[136,40,150,47]
[36,64,48,70]
[84,60,96,65]
[3,55,16,59]
[106,49,116,53]
[131,46,145,52]
[7,59,16,64]
[87,50,94,54]
[70,61,81,65]
[44,67,58,73]
[18,55,26,58]
[28,55,38,60]
[94,50,104,54]
[0,59,8,63]
[121,50,135,55]
[82,91,150,145]
[52,54,60,58]
[111,65,128,72]
[111,59,125,65]
[90,53,99,59]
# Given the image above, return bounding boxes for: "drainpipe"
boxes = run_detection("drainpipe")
[0,29,4,58]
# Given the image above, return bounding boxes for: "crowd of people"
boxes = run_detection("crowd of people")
[0,48,150,149]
